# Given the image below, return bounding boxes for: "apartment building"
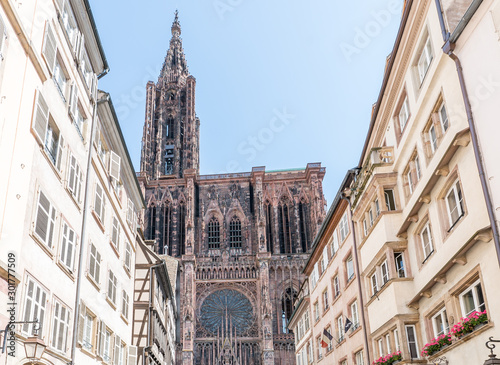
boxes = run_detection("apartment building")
[0,1,144,364]
[133,238,178,365]
[348,0,500,364]
[290,173,368,365]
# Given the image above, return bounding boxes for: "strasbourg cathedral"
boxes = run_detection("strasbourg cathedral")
[138,13,326,365]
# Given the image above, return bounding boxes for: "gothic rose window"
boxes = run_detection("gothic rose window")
[208,217,220,249]
[229,216,242,248]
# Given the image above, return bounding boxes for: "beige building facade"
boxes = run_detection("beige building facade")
[0,1,144,364]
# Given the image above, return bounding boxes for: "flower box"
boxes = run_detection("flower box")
[372,351,402,365]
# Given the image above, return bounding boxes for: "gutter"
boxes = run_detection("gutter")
[69,93,110,365]
[358,0,414,167]
[435,0,500,268]
[82,0,109,74]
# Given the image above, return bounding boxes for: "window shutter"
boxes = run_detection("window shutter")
[113,335,121,365]
[109,151,121,181]
[98,320,105,357]
[128,345,137,365]
[68,155,76,194]
[77,32,85,63]
[0,16,6,57]
[56,136,64,171]
[32,90,49,145]
[77,301,86,345]
[69,82,79,119]
[42,21,57,73]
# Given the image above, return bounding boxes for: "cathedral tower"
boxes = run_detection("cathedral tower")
[138,13,326,365]
[140,11,200,180]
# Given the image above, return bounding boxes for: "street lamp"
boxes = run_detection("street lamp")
[485,337,500,365]
[24,336,46,362]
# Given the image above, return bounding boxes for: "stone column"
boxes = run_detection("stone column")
[258,255,274,365]
[182,258,195,365]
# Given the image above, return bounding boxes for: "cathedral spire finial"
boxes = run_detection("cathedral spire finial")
[172,10,181,37]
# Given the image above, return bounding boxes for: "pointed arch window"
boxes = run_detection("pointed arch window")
[278,199,292,254]
[265,202,274,254]
[229,216,242,248]
[166,116,174,139]
[208,217,220,249]
[299,201,309,252]
[281,287,298,334]
[160,203,173,256]
[148,205,156,241]
[178,203,186,256]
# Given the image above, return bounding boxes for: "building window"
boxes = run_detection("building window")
[178,203,186,255]
[375,198,381,217]
[355,350,364,365]
[22,278,47,336]
[317,336,322,359]
[165,148,174,175]
[398,95,410,132]
[333,275,340,299]
[307,341,313,363]
[337,316,344,342]
[371,273,378,296]
[346,256,354,282]
[299,201,309,252]
[331,231,339,255]
[68,154,83,203]
[394,328,400,351]
[53,59,68,100]
[278,199,292,253]
[115,340,125,365]
[281,288,297,333]
[369,209,374,226]
[459,279,485,316]
[45,118,64,169]
[94,183,106,223]
[386,334,392,353]
[89,243,101,284]
[304,311,310,332]
[51,300,70,352]
[378,338,384,357]
[322,289,329,311]
[311,263,319,289]
[34,190,57,248]
[405,325,419,359]
[124,241,132,272]
[438,103,449,132]
[60,222,76,272]
[111,216,121,250]
[207,217,220,249]
[107,271,117,305]
[229,216,242,248]
[381,260,389,285]
[351,301,359,329]
[121,290,129,318]
[363,219,368,237]
[147,205,156,240]
[384,189,396,211]
[326,327,333,352]
[83,311,94,350]
[404,152,421,196]
[102,326,112,362]
[339,212,349,242]
[417,36,433,84]
[394,252,406,278]
[420,223,434,261]
[429,124,438,153]
[432,307,449,337]
[265,202,274,253]
[445,180,464,229]
[314,301,320,322]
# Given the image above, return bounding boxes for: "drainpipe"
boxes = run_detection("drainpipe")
[340,169,371,364]
[69,92,110,365]
[145,262,164,365]
[434,0,500,268]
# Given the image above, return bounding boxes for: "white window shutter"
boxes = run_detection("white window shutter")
[32,90,49,145]
[109,151,121,180]
[98,320,105,357]
[69,82,79,119]
[77,301,86,345]
[42,21,57,73]
[56,136,64,171]
[77,32,85,63]
[128,345,137,365]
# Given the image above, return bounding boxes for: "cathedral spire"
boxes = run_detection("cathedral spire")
[160,10,189,80]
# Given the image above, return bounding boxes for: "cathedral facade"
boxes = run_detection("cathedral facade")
[138,13,326,365]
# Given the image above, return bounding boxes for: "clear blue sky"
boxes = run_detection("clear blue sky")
[90,0,403,204]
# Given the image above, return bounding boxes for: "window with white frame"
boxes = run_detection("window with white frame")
[337,315,344,342]
[127,199,136,228]
[317,336,322,359]
[61,0,79,50]
[346,256,354,281]
[339,212,349,242]
[333,275,340,298]
[60,222,76,271]
[378,338,384,357]
[417,36,433,84]
[124,240,132,272]
[51,300,70,352]
[107,271,117,305]
[363,219,368,237]
[331,231,339,255]
[45,119,64,169]
[405,325,419,359]
[438,103,449,133]
[314,301,319,322]
[398,95,410,131]
[102,326,112,362]
[394,328,400,351]
[386,333,392,353]
[384,189,396,211]
[371,273,378,296]
[83,311,94,350]
[369,209,374,226]
[322,289,329,311]
[34,190,57,249]
[351,301,359,329]
[429,124,438,153]
[88,243,101,284]
[96,129,109,166]
[53,59,68,100]
[121,290,129,318]
[381,260,389,285]
[326,327,333,351]
[459,279,485,316]
[445,180,464,228]
[375,198,381,217]
[68,154,83,202]
[22,277,47,336]
[94,183,106,223]
[355,350,364,365]
[308,341,313,363]
[432,307,449,337]
[111,216,121,250]
[304,311,310,332]
[394,252,406,278]
[404,152,421,196]
[311,263,319,289]
[115,339,125,365]
[420,223,434,260]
